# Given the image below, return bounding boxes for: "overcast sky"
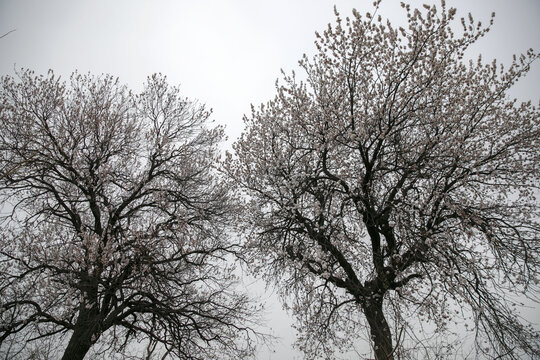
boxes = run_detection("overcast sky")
[1,1,539,359]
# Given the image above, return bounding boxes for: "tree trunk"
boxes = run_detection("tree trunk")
[363,296,394,360]
[61,308,101,360]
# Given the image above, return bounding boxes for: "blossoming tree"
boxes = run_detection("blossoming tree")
[227,2,539,359]
[0,71,259,360]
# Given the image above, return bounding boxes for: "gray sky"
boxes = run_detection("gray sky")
[1,0,539,358]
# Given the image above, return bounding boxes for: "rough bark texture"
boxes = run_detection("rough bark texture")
[61,309,101,360]
[363,297,394,360]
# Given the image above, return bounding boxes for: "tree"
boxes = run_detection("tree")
[0,70,260,360]
[227,2,540,359]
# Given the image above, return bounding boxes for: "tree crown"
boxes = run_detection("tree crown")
[227,1,539,358]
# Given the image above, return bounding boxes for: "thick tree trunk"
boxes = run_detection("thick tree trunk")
[61,308,101,360]
[363,296,394,360]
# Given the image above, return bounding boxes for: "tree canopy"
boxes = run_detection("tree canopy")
[228,1,540,359]
[0,71,259,360]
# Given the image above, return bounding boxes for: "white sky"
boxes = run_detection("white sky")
[1,1,539,359]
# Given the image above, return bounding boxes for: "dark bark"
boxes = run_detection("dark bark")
[61,308,101,360]
[363,296,394,360]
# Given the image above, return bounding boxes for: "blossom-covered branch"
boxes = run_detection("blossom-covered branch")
[227,1,540,359]
[0,71,261,360]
